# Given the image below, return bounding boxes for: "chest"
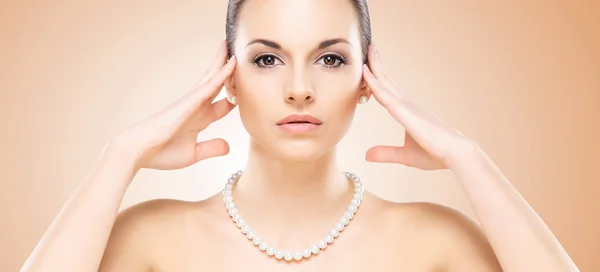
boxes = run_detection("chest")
[151,225,443,272]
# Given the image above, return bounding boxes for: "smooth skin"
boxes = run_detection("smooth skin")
[21,0,578,271]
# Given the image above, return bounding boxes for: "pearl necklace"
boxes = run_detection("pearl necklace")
[222,170,364,262]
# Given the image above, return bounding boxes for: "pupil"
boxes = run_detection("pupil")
[325,56,334,65]
[265,56,274,65]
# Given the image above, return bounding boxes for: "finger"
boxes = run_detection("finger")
[187,55,237,106]
[366,43,388,80]
[208,97,236,123]
[366,145,444,170]
[362,64,399,108]
[365,145,407,164]
[206,55,237,102]
[195,138,230,162]
[197,40,229,86]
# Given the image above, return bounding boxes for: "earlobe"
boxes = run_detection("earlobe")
[358,80,371,104]
[224,76,238,105]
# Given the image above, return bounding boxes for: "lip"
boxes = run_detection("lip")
[277,114,323,134]
[276,114,323,125]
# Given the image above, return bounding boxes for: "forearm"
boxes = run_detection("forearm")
[21,140,139,272]
[448,142,579,272]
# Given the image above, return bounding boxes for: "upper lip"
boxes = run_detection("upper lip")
[277,114,323,125]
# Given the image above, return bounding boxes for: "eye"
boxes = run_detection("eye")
[316,54,346,68]
[252,54,283,68]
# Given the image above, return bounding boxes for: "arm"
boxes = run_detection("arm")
[445,141,579,272]
[361,42,579,271]
[20,140,140,272]
[20,40,237,272]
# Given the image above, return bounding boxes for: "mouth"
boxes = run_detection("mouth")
[277,114,323,134]
[276,114,323,125]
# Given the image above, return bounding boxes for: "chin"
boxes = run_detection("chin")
[265,138,334,162]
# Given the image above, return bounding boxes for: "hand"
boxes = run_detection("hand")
[112,40,237,170]
[362,43,474,170]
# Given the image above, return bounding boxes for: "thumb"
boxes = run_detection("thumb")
[195,138,230,162]
[365,145,409,165]
[366,145,445,170]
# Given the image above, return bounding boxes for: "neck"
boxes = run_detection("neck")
[233,140,352,212]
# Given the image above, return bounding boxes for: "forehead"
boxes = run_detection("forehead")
[236,0,361,48]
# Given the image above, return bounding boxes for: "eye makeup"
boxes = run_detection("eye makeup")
[250,52,349,70]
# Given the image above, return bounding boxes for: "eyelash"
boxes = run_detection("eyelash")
[251,54,347,69]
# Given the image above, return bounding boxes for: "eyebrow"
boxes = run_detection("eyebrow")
[246,38,350,50]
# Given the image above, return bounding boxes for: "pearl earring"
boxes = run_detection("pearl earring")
[358,95,369,104]
[227,95,237,105]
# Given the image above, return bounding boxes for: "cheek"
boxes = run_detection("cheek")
[313,68,362,111]
[233,69,284,130]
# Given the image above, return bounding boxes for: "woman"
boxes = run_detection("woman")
[21,0,579,271]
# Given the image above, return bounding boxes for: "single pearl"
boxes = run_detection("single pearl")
[344,211,353,219]
[294,252,303,261]
[348,204,357,213]
[284,253,293,261]
[236,219,246,228]
[252,237,261,245]
[325,235,334,244]
[259,241,268,251]
[241,225,250,234]
[302,248,312,258]
[341,216,350,226]
[311,245,320,254]
[335,222,344,231]
[266,247,276,256]
[246,231,254,239]
[275,251,284,259]
[318,240,327,249]
[331,228,339,238]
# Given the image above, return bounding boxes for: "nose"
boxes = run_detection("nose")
[284,71,315,104]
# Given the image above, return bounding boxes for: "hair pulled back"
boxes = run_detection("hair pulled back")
[225,0,372,63]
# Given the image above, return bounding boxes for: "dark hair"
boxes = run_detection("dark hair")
[225,0,372,63]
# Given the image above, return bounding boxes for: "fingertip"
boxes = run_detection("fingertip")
[362,64,375,80]
[225,55,237,71]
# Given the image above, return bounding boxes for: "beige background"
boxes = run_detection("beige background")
[1,0,599,271]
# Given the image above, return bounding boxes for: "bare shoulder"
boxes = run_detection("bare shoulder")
[99,198,219,271]
[367,195,503,271]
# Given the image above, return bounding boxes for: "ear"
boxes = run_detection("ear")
[224,74,237,97]
[358,79,372,101]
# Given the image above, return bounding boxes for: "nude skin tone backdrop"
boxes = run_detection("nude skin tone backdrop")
[1,0,598,271]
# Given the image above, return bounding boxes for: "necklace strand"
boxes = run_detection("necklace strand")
[222,170,364,262]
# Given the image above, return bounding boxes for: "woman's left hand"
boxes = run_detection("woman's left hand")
[362,43,476,170]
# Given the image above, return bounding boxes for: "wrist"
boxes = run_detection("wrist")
[443,138,484,171]
[102,135,143,176]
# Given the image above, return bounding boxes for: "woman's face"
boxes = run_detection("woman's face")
[229,0,369,161]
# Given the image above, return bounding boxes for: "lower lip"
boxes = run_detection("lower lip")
[278,123,321,134]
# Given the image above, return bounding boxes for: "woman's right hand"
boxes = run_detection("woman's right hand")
[113,40,237,171]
